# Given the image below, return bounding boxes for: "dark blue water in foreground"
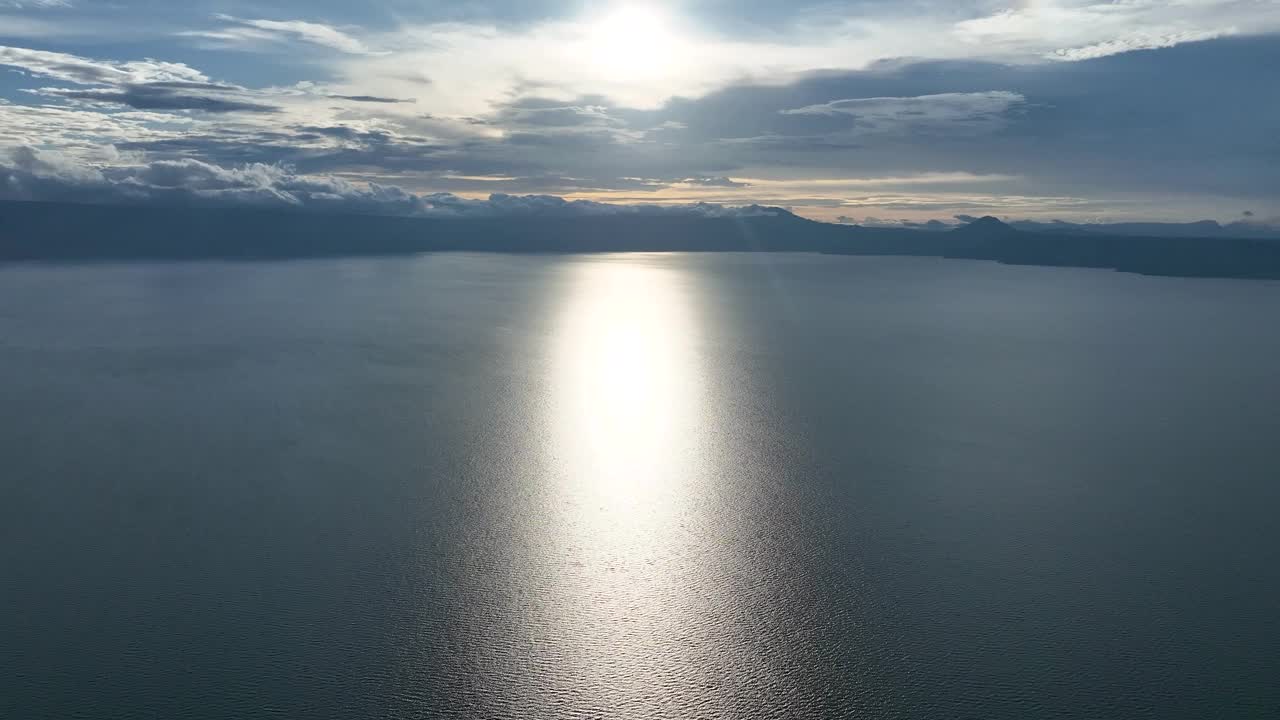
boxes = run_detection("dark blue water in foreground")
[3,253,1278,719]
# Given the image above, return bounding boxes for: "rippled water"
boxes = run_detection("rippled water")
[3,253,1279,719]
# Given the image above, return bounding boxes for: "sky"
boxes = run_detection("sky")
[0,0,1278,224]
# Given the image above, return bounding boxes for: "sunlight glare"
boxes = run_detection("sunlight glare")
[553,257,700,509]
[538,255,723,714]
[584,3,683,81]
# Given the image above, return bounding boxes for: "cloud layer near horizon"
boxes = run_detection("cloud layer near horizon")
[0,145,797,218]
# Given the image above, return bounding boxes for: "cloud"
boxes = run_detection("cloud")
[822,192,1101,214]
[4,144,102,182]
[413,192,787,219]
[1050,30,1233,61]
[1,0,71,7]
[186,15,381,55]
[780,91,1026,135]
[321,0,1280,119]
[0,99,193,157]
[952,0,1257,59]
[325,94,412,104]
[0,145,792,218]
[0,145,437,212]
[680,176,750,188]
[848,215,957,230]
[0,46,283,114]
[331,14,816,114]
[32,84,279,113]
[0,45,208,85]
[0,44,430,124]
[494,101,621,128]
[2,33,1278,223]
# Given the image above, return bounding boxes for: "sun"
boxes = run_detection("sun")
[584,3,682,81]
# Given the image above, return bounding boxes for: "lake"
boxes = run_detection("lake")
[2,253,1278,718]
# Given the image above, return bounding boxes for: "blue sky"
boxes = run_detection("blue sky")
[1,0,1278,223]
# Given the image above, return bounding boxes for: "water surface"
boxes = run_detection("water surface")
[3,253,1278,718]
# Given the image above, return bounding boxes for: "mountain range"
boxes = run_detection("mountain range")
[2,200,1278,281]
[1003,218,1280,241]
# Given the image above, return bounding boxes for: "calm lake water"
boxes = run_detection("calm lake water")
[2,253,1278,719]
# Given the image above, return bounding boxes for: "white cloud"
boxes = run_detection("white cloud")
[322,0,1280,116]
[0,98,192,151]
[0,44,208,85]
[2,4,1278,222]
[0,145,796,217]
[781,91,1026,135]
[954,0,1267,58]
[744,173,1020,188]
[334,14,911,115]
[0,0,71,7]
[181,15,382,55]
[1049,29,1233,60]
[4,144,102,183]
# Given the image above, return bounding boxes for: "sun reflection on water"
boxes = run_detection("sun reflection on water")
[540,255,715,707]
[554,258,702,509]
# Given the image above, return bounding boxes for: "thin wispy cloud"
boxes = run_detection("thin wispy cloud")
[1,0,72,8]
[0,45,209,85]
[952,0,1269,59]
[180,15,384,55]
[780,92,1027,136]
[1049,29,1234,61]
[30,85,279,113]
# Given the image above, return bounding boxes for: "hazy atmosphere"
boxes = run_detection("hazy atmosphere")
[2,0,1279,224]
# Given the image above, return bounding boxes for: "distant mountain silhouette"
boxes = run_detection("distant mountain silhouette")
[3,199,1280,280]
[952,216,1019,237]
[1009,218,1280,240]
